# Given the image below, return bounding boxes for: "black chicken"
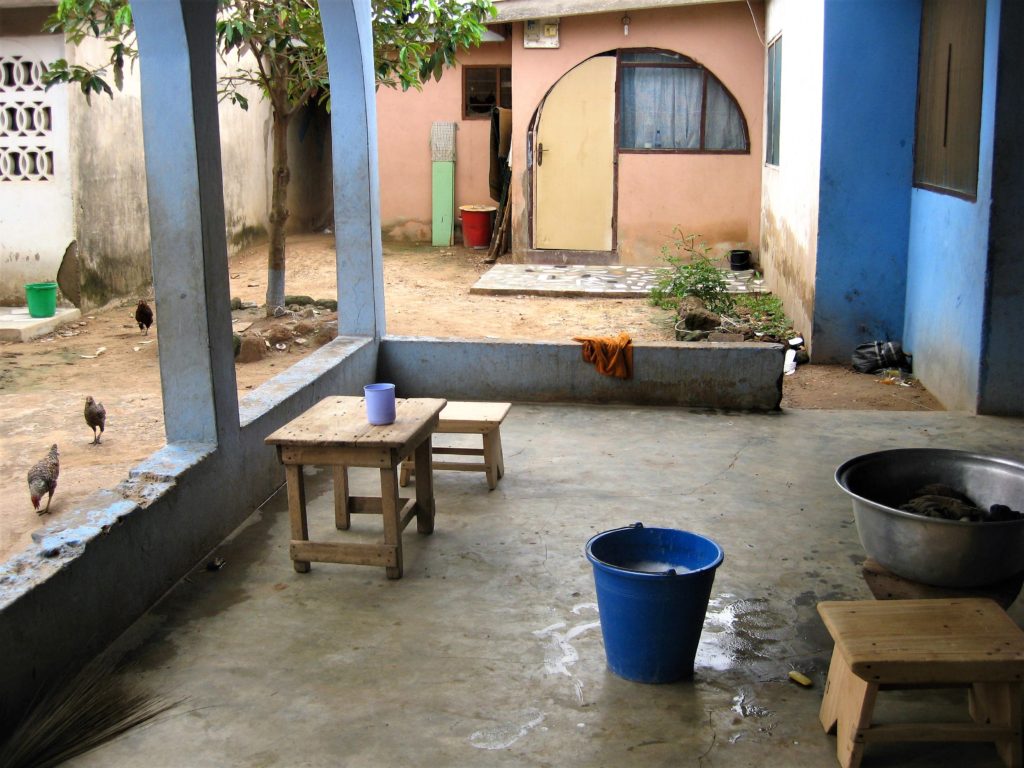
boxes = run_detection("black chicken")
[27,444,59,515]
[84,395,106,444]
[135,299,154,335]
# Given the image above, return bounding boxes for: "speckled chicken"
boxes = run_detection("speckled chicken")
[84,395,106,444]
[135,299,154,335]
[27,444,59,515]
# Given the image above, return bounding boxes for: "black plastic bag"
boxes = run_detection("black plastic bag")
[851,341,909,373]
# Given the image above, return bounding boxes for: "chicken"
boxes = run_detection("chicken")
[84,395,106,444]
[135,299,154,335]
[27,444,59,515]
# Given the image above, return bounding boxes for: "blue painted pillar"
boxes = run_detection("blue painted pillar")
[133,0,240,445]
[320,0,386,339]
[813,0,920,362]
[978,0,1023,415]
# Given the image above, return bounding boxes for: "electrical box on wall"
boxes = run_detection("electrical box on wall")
[524,18,559,48]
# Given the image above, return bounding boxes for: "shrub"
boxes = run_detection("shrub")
[649,229,734,314]
[731,291,793,340]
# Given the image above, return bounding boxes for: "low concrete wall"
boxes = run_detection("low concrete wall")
[378,337,784,410]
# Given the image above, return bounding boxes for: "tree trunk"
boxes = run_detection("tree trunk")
[266,78,291,316]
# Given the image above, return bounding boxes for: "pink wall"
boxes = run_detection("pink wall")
[376,39,511,241]
[375,4,764,263]
[507,4,765,263]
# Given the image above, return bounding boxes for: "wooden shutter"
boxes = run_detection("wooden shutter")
[914,0,985,199]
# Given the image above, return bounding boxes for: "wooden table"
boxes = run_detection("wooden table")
[265,396,446,579]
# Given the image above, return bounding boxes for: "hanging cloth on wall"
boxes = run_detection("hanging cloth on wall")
[489,106,512,201]
[572,332,634,379]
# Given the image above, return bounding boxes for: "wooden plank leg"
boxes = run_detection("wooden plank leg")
[820,648,844,734]
[334,465,350,530]
[399,460,412,488]
[834,665,877,768]
[482,430,499,490]
[285,464,310,573]
[379,466,404,579]
[414,435,436,534]
[493,426,505,479]
[970,682,1022,768]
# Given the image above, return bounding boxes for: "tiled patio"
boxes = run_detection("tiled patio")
[469,264,767,298]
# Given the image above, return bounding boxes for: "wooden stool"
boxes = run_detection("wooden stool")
[818,598,1024,768]
[400,401,510,490]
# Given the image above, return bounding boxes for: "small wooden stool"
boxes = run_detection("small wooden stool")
[400,401,510,490]
[818,598,1024,768]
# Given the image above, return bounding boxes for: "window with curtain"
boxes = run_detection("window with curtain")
[618,50,748,153]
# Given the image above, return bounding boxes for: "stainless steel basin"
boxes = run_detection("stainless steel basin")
[835,448,1024,587]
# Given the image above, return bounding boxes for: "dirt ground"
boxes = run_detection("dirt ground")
[0,234,941,563]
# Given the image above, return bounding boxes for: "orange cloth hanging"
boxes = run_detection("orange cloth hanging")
[572,332,633,379]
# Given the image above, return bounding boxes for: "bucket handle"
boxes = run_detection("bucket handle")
[599,523,680,577]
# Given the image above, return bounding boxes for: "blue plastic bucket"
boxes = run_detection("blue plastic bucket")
[364,383,396,425]
[586,524,724,683]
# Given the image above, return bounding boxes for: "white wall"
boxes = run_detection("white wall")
[1,29,277,307]
[759,0,824,347]
[0,34,75,304]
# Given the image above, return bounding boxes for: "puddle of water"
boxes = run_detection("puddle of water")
[732,690,772,719]
[469,708,545,750]
[696,594,791,672]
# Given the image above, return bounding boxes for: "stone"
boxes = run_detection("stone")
[681,307,720,331]
[315,323,337,345]
[230,296,244,311]
[675,329,709,342]
[677,295,706,314]
[265,325,293,344]
[236,334,267,363]
[293,321,316,335]
[284,294,315,306]
[314,299,338,311]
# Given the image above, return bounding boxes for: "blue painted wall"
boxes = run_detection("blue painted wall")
[812,0,920,362]
[903,0,1000,412]
[975,0,1021,416]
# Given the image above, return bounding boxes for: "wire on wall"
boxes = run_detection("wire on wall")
[745,0,767,47]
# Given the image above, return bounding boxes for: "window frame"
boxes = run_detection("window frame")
[615,48,750,156]
[461,65,512,120]
[765,35,781,167]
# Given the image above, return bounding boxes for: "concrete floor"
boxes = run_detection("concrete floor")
[70,405,1023,767]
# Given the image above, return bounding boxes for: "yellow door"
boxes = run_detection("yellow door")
[534,56,616,251]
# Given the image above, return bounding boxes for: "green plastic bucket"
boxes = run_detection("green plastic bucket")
[25,282,58,318]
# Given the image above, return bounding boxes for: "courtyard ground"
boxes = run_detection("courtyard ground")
[0,234,941,563]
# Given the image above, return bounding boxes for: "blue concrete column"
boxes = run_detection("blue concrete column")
[978,0,1022,415]
[320,0,386,339]
[813,0,919,362]
[133,0,240,444]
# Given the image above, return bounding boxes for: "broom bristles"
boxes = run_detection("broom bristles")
[0,655,182,768]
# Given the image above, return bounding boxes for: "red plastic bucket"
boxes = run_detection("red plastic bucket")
[460,205,496,249]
